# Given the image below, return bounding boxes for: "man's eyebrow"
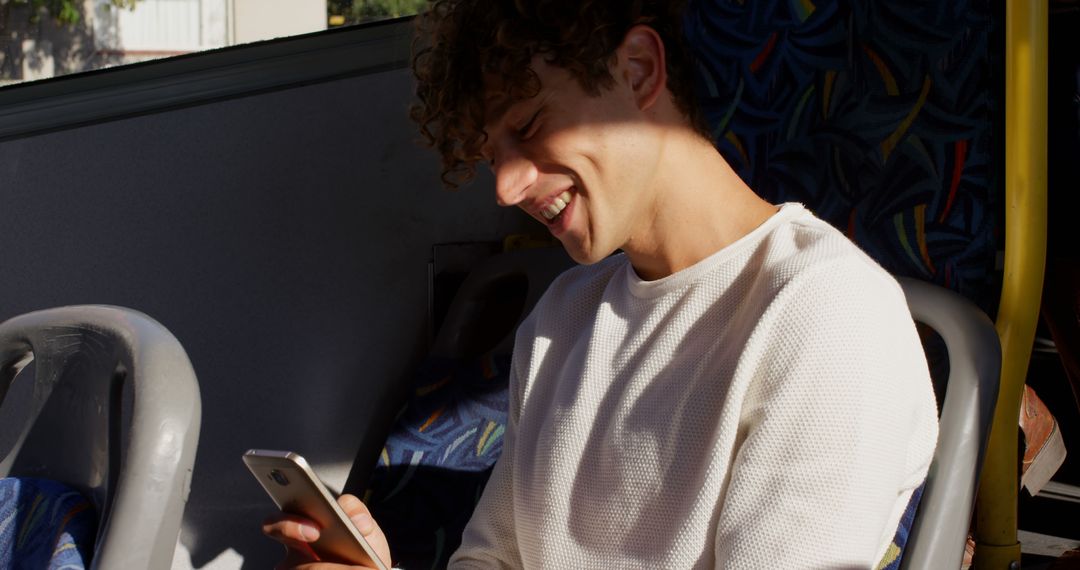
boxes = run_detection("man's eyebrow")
[484,85,547,128]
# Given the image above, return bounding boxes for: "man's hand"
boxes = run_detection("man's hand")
[262,493,392,570]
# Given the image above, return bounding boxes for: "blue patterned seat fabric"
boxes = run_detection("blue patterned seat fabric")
[0,477,97,570]
[365,353,511,569]
[685,0,999,308]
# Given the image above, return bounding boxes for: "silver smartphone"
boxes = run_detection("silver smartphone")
[243,449,388,569]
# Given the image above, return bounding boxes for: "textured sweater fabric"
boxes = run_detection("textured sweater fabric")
[449,203,939,569]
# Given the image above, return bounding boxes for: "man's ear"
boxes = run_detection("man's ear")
[618,25,667,111]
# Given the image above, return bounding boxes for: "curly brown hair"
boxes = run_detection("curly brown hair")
[410,0,706,188]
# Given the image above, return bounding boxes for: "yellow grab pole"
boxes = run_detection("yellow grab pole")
[973,1,1047,568]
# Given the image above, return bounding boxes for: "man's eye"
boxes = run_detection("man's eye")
[518,109,542,139]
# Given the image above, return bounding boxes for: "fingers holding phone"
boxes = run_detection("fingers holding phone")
[262,499,391,570]
[245,450,392,570]
[335,494,391,565]
[261,511,322,559]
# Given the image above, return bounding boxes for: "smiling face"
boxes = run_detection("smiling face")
[481,32,669,265]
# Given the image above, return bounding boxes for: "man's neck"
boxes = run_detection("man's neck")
[624,130,778,281]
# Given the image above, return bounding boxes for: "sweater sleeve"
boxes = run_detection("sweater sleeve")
[713,262,938,569]
[448,362,524,569]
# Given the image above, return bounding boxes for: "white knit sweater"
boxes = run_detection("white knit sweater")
[449,203,939,569]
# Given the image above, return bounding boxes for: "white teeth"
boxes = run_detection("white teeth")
[540,191,573,221]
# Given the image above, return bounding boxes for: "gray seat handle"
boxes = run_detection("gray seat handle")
[897,278,1001,570]
[0,305,201,570]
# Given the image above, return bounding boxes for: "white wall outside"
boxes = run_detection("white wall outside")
[232,0,326,45]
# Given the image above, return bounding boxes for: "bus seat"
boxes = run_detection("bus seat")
[896,278,1001,570]
[0,305,202,569]
[429,246,576,360]
[348,246,574,568]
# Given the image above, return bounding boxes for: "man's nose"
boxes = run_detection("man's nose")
[492,146,538,207]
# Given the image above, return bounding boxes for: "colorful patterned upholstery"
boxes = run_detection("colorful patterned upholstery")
[875,484,924,570]
[365,353,511,569]
[0,477,97,570]
[685,0,1000,308]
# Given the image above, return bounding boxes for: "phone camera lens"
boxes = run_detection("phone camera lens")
[269,469,290,486]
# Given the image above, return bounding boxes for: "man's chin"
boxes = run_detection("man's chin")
[561,242,616,266]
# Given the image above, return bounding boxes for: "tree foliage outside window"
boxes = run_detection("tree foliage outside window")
[2,0,143,85]
[327,0,428,25]
[4,0,138,25]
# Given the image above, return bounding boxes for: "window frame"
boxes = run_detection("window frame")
[0,16,413,142]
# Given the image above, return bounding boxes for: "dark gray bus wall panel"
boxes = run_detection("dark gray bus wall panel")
[0,19,534,570]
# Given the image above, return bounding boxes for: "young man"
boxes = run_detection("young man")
[264,0,939,567]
